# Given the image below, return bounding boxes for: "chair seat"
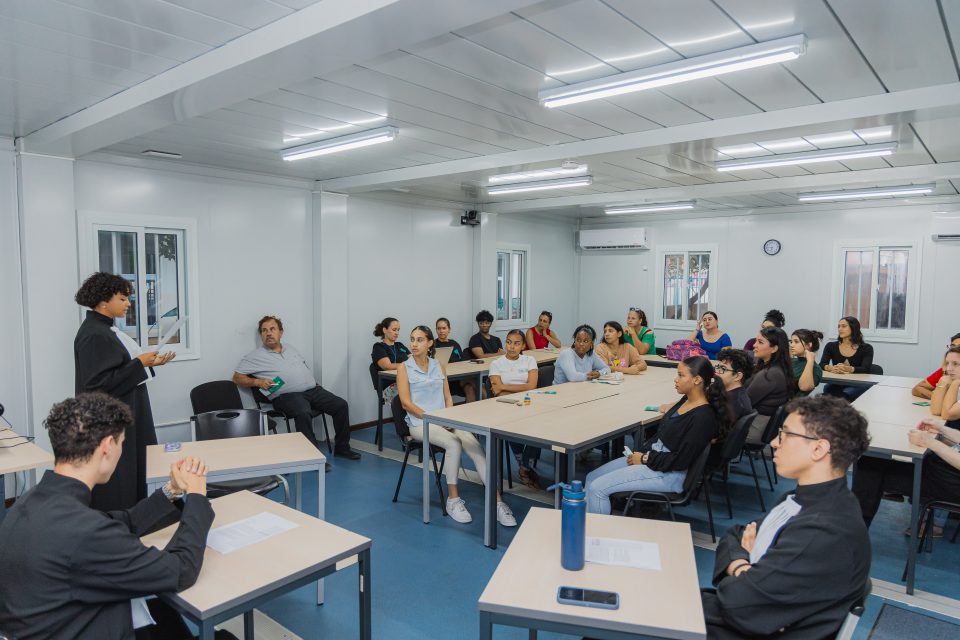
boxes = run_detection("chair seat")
[207,476,283,497]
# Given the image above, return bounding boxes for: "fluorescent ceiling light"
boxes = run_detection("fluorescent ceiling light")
[715,142,897,171]
[487,176,593,195]
[488,164,588,184]
[141,149,182,159]
[539,35,806,108]
[797,183,935,202]
[281,126,398,161]
[605,201,696,215]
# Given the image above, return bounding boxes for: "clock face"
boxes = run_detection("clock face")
[764,239,781,256]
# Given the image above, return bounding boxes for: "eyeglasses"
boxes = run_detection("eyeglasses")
[714,364,731,374]
[777,428,821,444]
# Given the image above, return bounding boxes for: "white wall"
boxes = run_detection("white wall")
[577,205,960,378]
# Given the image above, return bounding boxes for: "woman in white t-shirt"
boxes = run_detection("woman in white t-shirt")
[489,329,540,488]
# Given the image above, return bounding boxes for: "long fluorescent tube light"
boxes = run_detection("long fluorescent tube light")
[141,150,182,159]
[797,183,935,202]
[281,126,398,161]
[487,176,593,195]
[540,35,806,108]
[605,201,696,215]
[715,142,898,172]
[488,164,588,184]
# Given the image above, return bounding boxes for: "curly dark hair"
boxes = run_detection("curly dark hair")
[75,272,133,309]
[258,315,283,333]
[476,309,494,324]
[784,396,870,472]
[763,309,786,328]
[45,393,131,464]
[717,347,754,382]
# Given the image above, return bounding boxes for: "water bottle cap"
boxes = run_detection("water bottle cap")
[564,480,585,499]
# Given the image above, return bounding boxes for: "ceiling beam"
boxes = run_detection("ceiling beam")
[319,82,960,192]
[20,0,542,157]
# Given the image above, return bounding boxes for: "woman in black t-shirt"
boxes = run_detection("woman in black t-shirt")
[820,316,875,401]
[435,317,476,402]
[372,317,409,403]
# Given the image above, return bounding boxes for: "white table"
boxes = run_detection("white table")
[643,354,888,387]
[0,427,53,522]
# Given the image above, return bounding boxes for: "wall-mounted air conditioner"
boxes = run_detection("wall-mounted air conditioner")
[578,227,648,250]
[932,215,960,241]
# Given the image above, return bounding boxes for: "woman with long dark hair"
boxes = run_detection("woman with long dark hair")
[820,316,874,401]
[584,356,728,514]
[595,321,646,374]
[743,309,785,354]
[745,327,795,442]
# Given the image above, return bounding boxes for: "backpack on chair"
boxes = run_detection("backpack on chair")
[665,339,707,361]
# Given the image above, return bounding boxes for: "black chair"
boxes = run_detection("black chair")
[834,579,871,640]
[370,361,389,450]
[741,404,788,509]
[707,411,760,518]
[250,386,332,454]
[655,347,667,356]
[901,500,960,582]
[190,380,280,434]
[191,409,290,504]
[869,364,884,375]
[615,443,717,542]
[390,396,447,516]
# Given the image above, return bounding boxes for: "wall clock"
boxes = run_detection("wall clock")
[763,239,781,256]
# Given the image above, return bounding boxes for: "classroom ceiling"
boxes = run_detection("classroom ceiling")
[7,0,960,218]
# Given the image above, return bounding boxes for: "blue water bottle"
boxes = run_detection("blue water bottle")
[560,480,586,571]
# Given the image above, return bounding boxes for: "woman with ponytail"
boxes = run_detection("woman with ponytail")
[584,356,728,515]
[790,329,824,394]
[744,327,796,443]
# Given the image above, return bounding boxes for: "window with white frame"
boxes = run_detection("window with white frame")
[79,213,198,355]
[495,245,528,324]
[832,240,921,342]
[655,245,718,328]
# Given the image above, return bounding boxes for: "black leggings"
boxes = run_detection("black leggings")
[852,454,960,526]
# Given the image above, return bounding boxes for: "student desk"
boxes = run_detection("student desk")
[876,375,923,389]
[421,368,677,548]
[375,349,559,450]
[643,354,888,387]
[141,491,371,640]
[0,427,53,522]
[146,432,327,601]
[478,507,705,640]
[852,385,930,594]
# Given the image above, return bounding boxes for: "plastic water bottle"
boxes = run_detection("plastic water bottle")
[560,480,586,570]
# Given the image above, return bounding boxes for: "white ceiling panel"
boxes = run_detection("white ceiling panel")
[159,1,295,31]
[837,157,891,171]
[715,66,821,112]
[605,0,752,57]
[605,91,710,127]
[0,37,151,89]
[657,79,762,119]
[912,116,960,162]
[587,161,684,189]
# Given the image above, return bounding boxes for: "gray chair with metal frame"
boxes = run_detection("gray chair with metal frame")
[741,404,788,509]
[389,396,447,516]
[706,411,760,518]
[250,385,332,454]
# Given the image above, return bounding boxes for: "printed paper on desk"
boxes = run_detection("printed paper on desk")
[586,537,661,571]
[206,511,298,554]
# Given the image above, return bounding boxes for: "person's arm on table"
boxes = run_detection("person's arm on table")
[797,350,818,393]
[524,329,538,352]
[913,379,935,399]
[931,377,951,416]
[910,427,960,471]
[940,379,960,421]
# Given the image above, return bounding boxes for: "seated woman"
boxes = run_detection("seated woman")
[525,310,561,351]
[469,309,504,359]
[913,333,960,399]
[595,321,647,374]
[790,329,824,395]
[489,330,541,488]
[396,325,516,527]
[624,307,656,355]
[820,317,874,401]
[853,345,960,535]
[435,317,476,402]
[371,316,409,403]
[553,325,610,384]
[745,327,795,443]
[743,309,785,354]
[584,356,728,515]
[688,311,733,360]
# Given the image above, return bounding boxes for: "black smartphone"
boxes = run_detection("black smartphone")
[556,586,619,610]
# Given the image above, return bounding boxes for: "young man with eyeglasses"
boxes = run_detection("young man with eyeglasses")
[701,396,871,639]
[713,348,754,423]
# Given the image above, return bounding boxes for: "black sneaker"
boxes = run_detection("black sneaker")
[334,448,361,460]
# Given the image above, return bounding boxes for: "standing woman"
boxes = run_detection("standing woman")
[820,317,874,401]
[525,311,562,351]
[743,309,785,354]
[744,327,795,443]
[624,307,656,355]
[790,329,824,395]
[74,272,175,511]
[688,311,733,360]
[435,317,476,402]
[595,321,647,374]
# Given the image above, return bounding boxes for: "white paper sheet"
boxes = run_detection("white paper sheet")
[585,536,661,571]
[156,316,188,350]
[206,512,298,554]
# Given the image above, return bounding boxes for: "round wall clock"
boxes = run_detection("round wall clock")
[763,239,781,256]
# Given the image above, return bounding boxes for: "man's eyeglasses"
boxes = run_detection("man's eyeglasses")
[714,364,731,374]
[777,428,821,444]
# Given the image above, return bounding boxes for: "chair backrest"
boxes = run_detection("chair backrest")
[834,579,871,640]
[192,409,264,441]
[760,404,788,446]
[869,364,884,375]
[720,411,759,462]
[681,443,713,497]
[655,347,667,356]
[369,361,383,394]
[190,381,243,415]
[250,386,273,409]
[537,365,555,388]
[390,395,410,439]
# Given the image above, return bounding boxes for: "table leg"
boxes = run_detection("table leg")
[243,610,254,640]
[422,420,431,524]
[0,473,6,523]
[529,629,538,640]
[479,611,493,640]
[359,547,372,640]
[566,451,575,486]
[317,464,326,605]
[295,473,302,512]
[377,374,384,451]
[553,451,561,509]
[478,372,484,400]
[906,458,923,595]
[485,431,497,549]
[200,620,216,640]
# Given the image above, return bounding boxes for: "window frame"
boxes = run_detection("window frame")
[77,211,201,360]
[654,244,719,330]
[830,238,922,344]
[494,242,531,330]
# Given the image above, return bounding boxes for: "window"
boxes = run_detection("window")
[79,213,199,356]
[495,244,529,325]
[655,245,718,328]
[832,241,920,343]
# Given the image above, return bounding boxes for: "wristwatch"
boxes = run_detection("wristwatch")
[162,482,184,501]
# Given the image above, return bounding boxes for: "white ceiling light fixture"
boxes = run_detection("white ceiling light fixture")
[539,34,806,108]
[487,175,593,195]
[488,162,588,185]
[281,126,398,161]
[141,149,182,159]
[605,201,696,215]
[797,183,935,202]
[715,142,898,172]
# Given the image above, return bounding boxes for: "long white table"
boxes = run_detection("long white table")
[0,427,53,522]
[643,354,887,387]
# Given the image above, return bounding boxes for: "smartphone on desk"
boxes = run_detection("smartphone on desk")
[557,586,619,610]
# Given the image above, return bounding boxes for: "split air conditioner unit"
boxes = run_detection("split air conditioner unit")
[932,215,960,241]
[578,227,648,251]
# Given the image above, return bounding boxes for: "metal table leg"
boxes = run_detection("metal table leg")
[243,610,254,640]
[905,458,923,594]
[359,547,372,640]
[422,420,431,524]
[376,374,384,451]
[485,431,498,549]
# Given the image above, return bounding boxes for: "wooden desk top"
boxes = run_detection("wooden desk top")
[854,385,931,428]
[876,376,922,389]
[141,491,369,618]
[379,349,560,379]
[0,428,53,475]
[146,433,323,484]
[479,507,705,640]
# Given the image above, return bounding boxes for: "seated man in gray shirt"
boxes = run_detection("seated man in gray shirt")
[233,315,360,463]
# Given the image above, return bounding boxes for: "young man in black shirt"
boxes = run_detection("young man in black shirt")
[468,309,504,359]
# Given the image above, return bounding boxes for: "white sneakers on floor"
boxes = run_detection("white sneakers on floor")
[497,501,517,527]
[445,498,518,527]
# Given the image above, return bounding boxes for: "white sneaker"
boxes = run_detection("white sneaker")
[446,498,473,524]
[497,501,517,527]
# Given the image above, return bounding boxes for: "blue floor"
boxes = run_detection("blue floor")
[248,427,960,639]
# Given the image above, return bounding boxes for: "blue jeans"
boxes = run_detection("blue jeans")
[585,457,685,515]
